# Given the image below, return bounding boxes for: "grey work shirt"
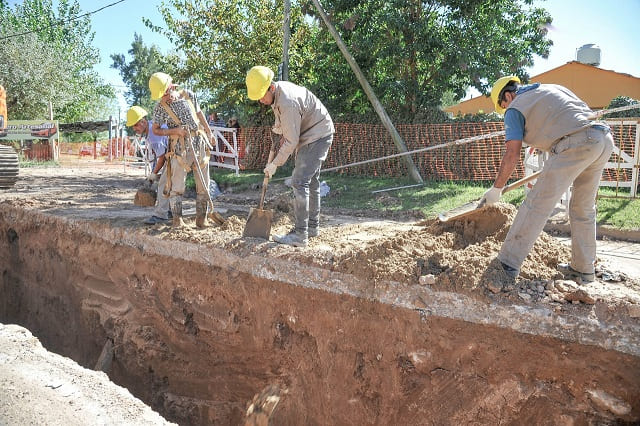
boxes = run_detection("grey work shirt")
[270,81,334,166]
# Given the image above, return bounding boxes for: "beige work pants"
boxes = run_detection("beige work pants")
[498,126,614,274]
[152,166,170,219]
[169,148,210,197]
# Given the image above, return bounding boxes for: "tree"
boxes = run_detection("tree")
[110,33,181,112]
[143,0,551,121]
[307,0,552,116]
[606,96,640,119]
[144,0,317,122]
[0,0,114,121]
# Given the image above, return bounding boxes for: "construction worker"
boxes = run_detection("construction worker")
[126,106,171,225]
[246,66,334,247]
[481,76,614,283]
[148,72,215,228]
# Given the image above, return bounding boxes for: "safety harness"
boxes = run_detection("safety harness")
[159,90,211,195]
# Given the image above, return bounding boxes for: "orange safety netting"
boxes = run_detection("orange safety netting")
[240,121,638,184]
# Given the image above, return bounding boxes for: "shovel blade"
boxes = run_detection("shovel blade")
[438,199,485,222]
[208,210,226,225]
[243,208,273,239]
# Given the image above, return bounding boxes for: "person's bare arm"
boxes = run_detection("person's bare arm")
[152,122,185,138]
[493,139,523,188]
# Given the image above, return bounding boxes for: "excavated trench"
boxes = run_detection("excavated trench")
[1,205,640,425]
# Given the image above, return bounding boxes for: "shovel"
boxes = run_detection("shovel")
[243,141,277,239]
[184,128,226,225]
[438,171,542,222]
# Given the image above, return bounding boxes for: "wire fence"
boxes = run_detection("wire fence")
[241,121,639,184]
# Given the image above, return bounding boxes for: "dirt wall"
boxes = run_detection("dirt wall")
[1,206,639,425]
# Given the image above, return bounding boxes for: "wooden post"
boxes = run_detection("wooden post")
[310,0,423,183]
[282,0,290,81]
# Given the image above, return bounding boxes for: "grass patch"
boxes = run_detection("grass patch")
[207,169,640,230]
[19,159,59,168]
[596,187,640,230]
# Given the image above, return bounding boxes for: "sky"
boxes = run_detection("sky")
[46,0,640,111]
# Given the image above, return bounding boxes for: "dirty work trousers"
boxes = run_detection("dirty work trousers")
[168,147,210,208]
[498,126,614,274]
[152,166,170,219]
[292,135,333,233]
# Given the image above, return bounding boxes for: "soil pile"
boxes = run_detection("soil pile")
[152,204,571,297]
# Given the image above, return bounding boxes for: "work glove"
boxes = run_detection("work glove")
[481,186,503,206]
[147,172,159,185]
[264,162,277,178]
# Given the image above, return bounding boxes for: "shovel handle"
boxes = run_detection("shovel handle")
[258,138,278,210]
[438,170,543,222]
[502,170,542,194]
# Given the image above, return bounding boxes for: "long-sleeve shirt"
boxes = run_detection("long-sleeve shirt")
[270,81,334,166]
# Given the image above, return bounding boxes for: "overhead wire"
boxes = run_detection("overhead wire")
[0,0,128,41]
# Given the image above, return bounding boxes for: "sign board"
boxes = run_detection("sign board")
[0,120,59,141]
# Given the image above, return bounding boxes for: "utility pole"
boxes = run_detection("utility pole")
[310,0,423,183]
[282,0,290,81]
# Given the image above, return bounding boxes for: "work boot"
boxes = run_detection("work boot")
[308,227,319,238]
[557,263,595,284]
[273,230,308,247]
[500,261,520,279]
[171,200,185,227]
[195,198,209,229]
[144,215,167,225]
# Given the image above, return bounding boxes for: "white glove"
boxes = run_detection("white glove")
[481,186,503,206]
[264,162,277,178]
[147,172,159,184]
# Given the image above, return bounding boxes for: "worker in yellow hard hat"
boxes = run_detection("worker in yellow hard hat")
[246,66,334,247]
[126,105,171,225]
[148,72,219,228]
[480,76,614,284]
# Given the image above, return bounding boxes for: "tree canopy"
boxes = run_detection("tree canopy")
[110,33,181,113]
[140,0,551,122]
[0,0,115,122]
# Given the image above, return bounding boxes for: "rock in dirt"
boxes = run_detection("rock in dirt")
[134,187,156,207]
[244,384,285,426]
[586,389,632,416]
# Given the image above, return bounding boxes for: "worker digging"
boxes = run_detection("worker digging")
[245,65,334,247]
[126,105,172,224]
[480,76,614,285]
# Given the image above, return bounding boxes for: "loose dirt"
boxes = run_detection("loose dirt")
[1,163,639,424]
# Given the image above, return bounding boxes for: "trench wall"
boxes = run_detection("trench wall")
[0,206,639,425]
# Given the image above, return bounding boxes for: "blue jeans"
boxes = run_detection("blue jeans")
[292,135,333,233]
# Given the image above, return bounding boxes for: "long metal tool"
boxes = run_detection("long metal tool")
[184,127,226,225]
[314,103,640,177]
[438,171,542,222]
[243,137,277,239]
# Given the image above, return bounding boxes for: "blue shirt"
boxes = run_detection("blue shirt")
[504,83,539,142]
[146,120,168,157]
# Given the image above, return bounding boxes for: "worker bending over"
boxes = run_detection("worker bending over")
[481,76,613,283]
[126,106,171,225]
[246,66,334,247]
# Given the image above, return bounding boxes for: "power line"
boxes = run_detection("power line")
[0,0,128,41]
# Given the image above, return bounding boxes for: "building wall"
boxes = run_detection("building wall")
[445,62,640,116]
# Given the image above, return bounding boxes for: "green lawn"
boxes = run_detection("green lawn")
[207,168,640,230]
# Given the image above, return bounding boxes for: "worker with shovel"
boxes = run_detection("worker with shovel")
[246,66,334,247]
[480,76,614,283]
[126,106,171,225]
[149,72,219,228]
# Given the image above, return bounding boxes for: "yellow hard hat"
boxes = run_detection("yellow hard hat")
[491,75,521,114]
[246,66,274,100]
[126,106,148,127]
[149,72,173,100]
